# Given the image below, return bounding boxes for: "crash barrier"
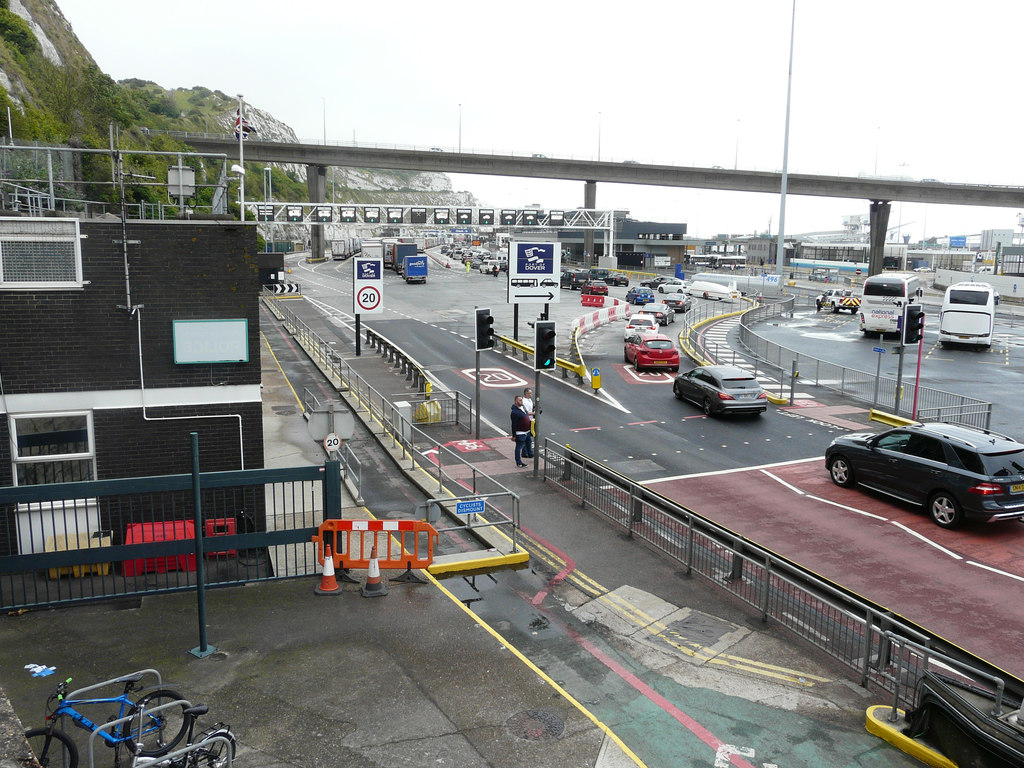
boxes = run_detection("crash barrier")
[735,298,993,428]
[365,328,430,392]
[312,518,437,574]
[494,335,587,383]
[541,440,1023,713]
[581,294,605,307]
[571,297,631,334]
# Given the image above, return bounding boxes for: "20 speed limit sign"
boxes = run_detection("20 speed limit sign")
[356,285,382,312]
[323,432,341,452]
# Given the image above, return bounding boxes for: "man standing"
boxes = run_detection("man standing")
[510,396,531,467]
[521,387,535,459]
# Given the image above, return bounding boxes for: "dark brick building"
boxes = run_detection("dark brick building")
[0,217,264,491]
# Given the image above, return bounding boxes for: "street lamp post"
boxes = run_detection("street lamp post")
[458,103,462,152]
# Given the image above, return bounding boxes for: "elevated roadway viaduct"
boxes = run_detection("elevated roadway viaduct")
[179,132,1024,268]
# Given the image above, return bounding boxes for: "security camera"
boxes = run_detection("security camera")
[231,164,245,175]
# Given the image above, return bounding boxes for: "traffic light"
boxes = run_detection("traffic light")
[903,305,925,345]
[534,320,556,370]
[475,307,495,351]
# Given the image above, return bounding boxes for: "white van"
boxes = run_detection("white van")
[858,272,921,337]
[938,281,998,348]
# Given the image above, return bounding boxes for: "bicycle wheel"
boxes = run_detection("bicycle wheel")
[126,689,189,756]
[25,727,79,768]
[195,728,236,768]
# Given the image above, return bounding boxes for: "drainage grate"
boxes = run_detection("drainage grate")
[506,709,565,741]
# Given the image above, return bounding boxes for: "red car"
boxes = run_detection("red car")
[581,280,609,296]
[623,333,680,371]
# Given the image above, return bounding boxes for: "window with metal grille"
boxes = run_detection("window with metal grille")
[0,218,83,288]
[11,412,96,486]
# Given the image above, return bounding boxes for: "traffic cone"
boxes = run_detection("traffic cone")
[360,544,388,598]
[314,544,342,596]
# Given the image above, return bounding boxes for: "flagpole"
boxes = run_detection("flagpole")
[237,94,244,222]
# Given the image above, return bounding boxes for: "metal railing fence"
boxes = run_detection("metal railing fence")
[686,297,995,427]
[541,440,1022,710]
[264,294,521,547]
[0,464,330,612]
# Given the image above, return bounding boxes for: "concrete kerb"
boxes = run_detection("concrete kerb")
[262,296,527,575]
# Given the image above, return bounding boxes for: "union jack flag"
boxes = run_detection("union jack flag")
[234,109,254,141]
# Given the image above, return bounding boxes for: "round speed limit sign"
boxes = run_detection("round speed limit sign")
[356,286,382,312]
[323,432,341,452]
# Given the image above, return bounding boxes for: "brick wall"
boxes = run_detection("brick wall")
[0,219,265,488]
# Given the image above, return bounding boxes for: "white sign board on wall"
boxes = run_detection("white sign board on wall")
[172,319,249,363]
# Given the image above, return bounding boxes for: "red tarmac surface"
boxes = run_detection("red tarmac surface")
[647,458,1024,682]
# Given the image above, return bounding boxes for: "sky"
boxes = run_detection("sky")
[52,0,1024,243]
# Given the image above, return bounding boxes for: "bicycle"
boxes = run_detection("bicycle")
[25,673,189,768]
[133,704,235,768]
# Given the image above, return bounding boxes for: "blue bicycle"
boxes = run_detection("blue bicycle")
[25,673,188,768]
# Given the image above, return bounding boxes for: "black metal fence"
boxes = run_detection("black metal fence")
[0,464,334,612]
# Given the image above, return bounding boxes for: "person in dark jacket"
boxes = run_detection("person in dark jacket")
[510,396,531,467]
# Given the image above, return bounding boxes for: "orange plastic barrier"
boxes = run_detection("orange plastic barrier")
[312,519,437,572]
[581,294,606,307]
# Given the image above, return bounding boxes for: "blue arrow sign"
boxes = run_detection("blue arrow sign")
[456,498,486,515]
[873,347,885,354]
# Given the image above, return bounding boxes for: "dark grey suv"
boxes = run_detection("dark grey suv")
[825,423,1024,529]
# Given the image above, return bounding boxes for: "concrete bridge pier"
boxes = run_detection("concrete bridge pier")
[308,164,327,260]
[583,180,596,265]
[868,199,891,276]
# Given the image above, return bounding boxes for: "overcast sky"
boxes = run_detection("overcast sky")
[53,0,1023,242]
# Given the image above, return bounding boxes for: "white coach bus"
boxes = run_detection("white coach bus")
[938,281,998,348]
[858,272,921,337]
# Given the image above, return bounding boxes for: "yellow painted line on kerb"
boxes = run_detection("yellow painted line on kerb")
[425,570,648,768]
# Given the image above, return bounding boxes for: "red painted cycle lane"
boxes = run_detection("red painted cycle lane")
[647,459,1024,682]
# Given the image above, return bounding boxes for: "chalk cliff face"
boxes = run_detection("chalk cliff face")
[1,0,478,210]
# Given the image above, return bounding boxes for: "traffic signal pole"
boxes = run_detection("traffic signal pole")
[533,369,541,476]
[475,350,481,439]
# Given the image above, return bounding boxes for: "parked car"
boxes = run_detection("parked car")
[672,365,768,417]
[825,423,1024,529]
[604,271,630,287]
[581,280,609,296]
[636,302,675,325]
[622,314,660,339]
[624,333,680,371]
[657,279,688,294]
[625,286,656,305]
[663,293,693,313]
[640,275,674,289]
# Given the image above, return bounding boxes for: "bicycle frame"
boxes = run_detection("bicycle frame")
[55,693,143,744]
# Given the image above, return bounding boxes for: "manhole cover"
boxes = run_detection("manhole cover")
[506,709,564,741]
[272,406,296,415]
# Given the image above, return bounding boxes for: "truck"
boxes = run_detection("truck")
[361,238,383,263]
[815,288,860,313]
[392,243,419,278]
[402,253,428,284]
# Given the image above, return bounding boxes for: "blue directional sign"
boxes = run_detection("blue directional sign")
[456,498,486,515]
[873,347,885,354]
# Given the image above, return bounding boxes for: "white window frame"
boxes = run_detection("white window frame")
[10,410,96,487]
[0,217,84,290]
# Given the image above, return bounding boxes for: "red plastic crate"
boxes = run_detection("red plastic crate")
[204,518,236,558]
[123,521,196,576]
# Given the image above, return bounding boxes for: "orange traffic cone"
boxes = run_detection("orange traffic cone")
[314,544,342,596]
[360,544,388,598]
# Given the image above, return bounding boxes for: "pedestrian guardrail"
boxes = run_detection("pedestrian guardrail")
[735,299,993,428]
[540,440,1022,710]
